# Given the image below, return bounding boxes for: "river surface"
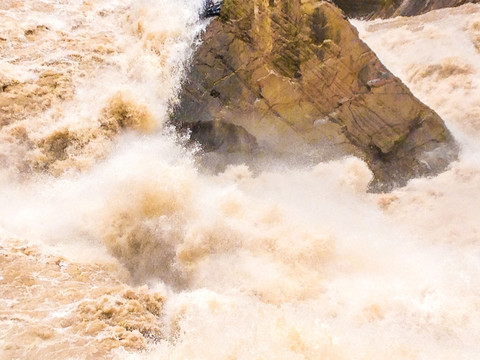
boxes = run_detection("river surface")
[1,1,480,359]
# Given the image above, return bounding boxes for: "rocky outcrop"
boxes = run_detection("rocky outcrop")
[172,0,457,191]
[333,0,479,19]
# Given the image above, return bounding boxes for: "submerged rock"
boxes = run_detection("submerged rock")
[173,0,457,191]
[332,0,479,19]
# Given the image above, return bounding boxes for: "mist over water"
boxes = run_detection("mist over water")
[1,1,480,359]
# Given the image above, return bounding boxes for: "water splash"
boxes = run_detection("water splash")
[1,1,480,359]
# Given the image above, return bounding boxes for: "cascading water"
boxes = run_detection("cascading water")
[1,1,480,359]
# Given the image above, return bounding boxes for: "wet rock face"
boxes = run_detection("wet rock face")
[204,0,223,18]
[330,0,389,18]
[333,0,479,19]
[172,0,457,191]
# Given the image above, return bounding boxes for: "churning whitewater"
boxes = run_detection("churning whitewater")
[1,0,480,359]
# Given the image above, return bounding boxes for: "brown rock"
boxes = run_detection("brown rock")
[332,0,479,19]
[172,0,457,191]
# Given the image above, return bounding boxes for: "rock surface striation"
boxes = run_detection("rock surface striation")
[332,0,480,19]
[173,0,457,191]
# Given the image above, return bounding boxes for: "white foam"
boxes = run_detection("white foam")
[2,1,480,359]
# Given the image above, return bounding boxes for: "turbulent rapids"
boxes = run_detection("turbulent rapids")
[1,0,480,359]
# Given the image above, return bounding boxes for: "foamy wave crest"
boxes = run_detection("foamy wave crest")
[2,1,480,359]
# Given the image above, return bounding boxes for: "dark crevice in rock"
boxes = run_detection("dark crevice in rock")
[203,0,223,18]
